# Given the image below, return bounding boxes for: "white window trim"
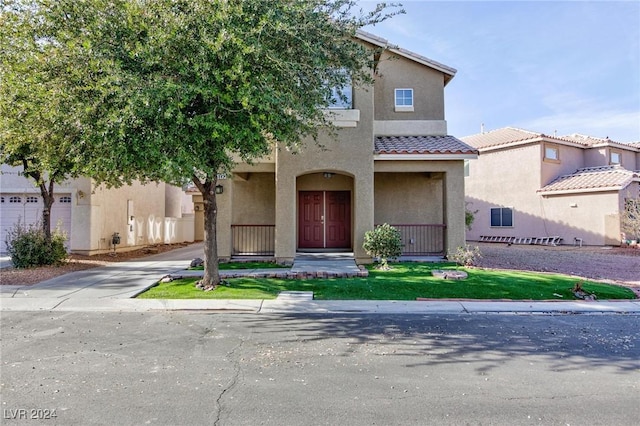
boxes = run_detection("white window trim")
[394,88,414,112]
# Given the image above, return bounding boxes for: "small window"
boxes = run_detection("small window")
[394,88,414,112]
[464,160,470,177]
[490,207,513,227]
[9,196,22,203]
[326,69,353,109]
[544,145,560,162]
[26,196,39,203]
[59,196,72,203]
[0,196,4,203]
[610,151,621,165]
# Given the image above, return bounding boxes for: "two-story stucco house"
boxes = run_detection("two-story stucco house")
[191,30,478,264]
[462,127,640,246]
[1,165,195,255]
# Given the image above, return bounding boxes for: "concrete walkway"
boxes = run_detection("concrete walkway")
[1,243,639,314]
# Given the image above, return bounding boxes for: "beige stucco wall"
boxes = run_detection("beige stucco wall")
[2,166,193,254]
[231,173,276,224]
[538,192,622,246]
[374,160,466,252]
[81,181,167,253]
[465,145,542,241]
[274,80,375,264]
[374,172,443,224]
[374,51,445,121]
[465,142,633,246]
[540,143,584,187]
[613,147,638,170]
[584,146,606,167]
[206,42,467,261]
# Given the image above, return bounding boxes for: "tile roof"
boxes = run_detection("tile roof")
[557,134,612,146]
[461,127,551,149]
[374,135,478,155]
[538,165,639,194]
[462,127,640,151]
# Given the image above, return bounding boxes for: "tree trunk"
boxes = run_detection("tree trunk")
[22,161,56,242]
[195,176,221,288]
[39,180,55,242]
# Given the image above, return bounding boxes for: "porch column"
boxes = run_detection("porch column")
[216,179,233,261]
[353,173,374,264]
[274,168,296,265]
[443,168,466,253]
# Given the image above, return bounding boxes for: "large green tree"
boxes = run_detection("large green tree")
[3,0,401,287]
[0,1,87,240]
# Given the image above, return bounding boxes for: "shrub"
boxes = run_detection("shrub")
[447,244,482,267]
[5,221,68,268]
[363,223,403,270]
[465,202,478,231]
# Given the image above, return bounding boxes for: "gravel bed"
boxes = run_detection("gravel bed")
[474,242,640,286]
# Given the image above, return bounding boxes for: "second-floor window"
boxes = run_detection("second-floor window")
[326,68,352,109]
[544,144,560,162]
[610,150,621,165]
[394,88,414,112]
[490,207,513,227]
[328,84,352,109]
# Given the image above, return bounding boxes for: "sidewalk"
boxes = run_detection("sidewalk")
[2,243,639,314]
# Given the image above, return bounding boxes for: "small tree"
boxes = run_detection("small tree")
[465,202,478,231]
[363,223,403,270]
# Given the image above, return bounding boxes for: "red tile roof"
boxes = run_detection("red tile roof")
[374,135,478,155]
[538,165,639,194]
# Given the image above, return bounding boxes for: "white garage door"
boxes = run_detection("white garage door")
[0,194,72,253]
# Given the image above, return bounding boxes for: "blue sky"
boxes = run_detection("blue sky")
[361,0,640,142]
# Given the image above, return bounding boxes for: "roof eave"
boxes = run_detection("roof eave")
[537,186,625,196]
[355,29,457,84]
[475,137,590,152]
[375,153,478,161]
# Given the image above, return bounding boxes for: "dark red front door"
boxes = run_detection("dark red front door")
[299,191,324,248]
[298,191,351,249]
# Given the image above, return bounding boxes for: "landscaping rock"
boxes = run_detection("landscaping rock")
[190,258,204,268]
[432,270,468,280]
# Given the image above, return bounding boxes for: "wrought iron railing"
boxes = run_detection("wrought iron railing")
[231,224,275,256]
[378,224,446,256]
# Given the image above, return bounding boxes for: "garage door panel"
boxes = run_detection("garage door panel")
[1,194,72,252]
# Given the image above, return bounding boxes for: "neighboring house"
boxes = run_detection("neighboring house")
[191,30,478,264]
[0,164,194,255]
[462,127,640,246]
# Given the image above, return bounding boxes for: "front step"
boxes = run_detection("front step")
[277,291,314,301]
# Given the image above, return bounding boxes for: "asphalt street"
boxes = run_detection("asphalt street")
[1,312,639,425]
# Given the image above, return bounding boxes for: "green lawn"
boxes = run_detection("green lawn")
[137,262,636,300]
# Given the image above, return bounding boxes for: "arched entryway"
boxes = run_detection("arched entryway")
[297,172,353,251]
